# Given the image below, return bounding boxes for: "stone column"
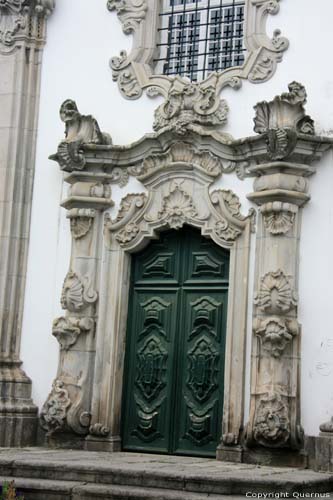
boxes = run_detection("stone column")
[245,83,331,466]
[0,0,54,446]
[40,100,113,447]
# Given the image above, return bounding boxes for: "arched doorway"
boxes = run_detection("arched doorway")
[122,226,230,457]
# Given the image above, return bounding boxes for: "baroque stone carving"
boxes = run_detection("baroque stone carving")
[261,202,298,235]
[67,208,96,240]
[0,0,25,45]
[107,0,147,34]
[156,182,198,230]
[129,142,240,180]
[320,418,333,434]
[108,0,289,121]
[153,80,229,135]
[61,271,98,312]
[50,100,112,172]
[52,316,94,350]
[210,189,256,235]
[253,394,290,448]
[89,423,110,437]
[254,317,299,358]
[254,82,315,160]
[214,219,241,242]
[40,379,71,434]
[0,0,54,46]
[115,222,140,244]
[254,270,298,313]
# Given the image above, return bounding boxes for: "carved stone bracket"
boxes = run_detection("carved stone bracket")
[108,0,289,132]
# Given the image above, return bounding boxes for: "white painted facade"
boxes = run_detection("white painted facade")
[20,0,333,438]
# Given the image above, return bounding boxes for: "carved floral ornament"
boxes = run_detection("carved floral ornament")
[108,0,289,130]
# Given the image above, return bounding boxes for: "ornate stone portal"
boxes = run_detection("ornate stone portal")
[41,84,331,464]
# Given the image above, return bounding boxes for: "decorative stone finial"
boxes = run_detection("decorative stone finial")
[51,100,112,172]
[253,82,315,160]
[34,0,55,16]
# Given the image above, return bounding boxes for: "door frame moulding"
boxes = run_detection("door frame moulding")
[86,156,254,453]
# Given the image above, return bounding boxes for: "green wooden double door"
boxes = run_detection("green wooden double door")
[122,227,230,456]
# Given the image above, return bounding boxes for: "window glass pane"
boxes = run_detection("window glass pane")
[155,0,246,82]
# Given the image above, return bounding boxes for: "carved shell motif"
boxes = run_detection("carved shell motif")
[157,183,198,230]
[61,272,84,311]
[61,272,98,312]
[254,317,299,358]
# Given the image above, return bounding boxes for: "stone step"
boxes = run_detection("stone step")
[1,449,333,498]
[0,476,245,500]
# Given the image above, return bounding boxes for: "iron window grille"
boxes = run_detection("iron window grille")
[155,0,246,82]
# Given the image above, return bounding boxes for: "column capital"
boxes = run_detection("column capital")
[0,0,55,48]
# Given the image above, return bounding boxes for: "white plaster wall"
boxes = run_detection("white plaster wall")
[21,0,333,437]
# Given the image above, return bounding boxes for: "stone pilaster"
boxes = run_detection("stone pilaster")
[244,83,330,466]
[0,0,54,446]
[40,100,113,448]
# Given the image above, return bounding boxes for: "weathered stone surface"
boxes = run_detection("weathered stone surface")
[0,0,54,447]
[0,449,333,498]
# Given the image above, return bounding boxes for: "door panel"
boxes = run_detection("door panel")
[174,289,228,456]
[122,289,179,452]
[122,227,229,456]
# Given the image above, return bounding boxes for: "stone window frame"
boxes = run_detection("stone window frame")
[108,0,289,101]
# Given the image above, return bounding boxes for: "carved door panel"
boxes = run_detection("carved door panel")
[122,227,229,456]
